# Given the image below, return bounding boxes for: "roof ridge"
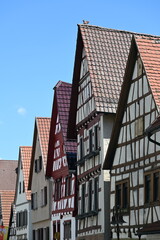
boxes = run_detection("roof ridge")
[54,80,72,89]
[79,24,160,38]
[36,117,51,120]
[20,146,32,148]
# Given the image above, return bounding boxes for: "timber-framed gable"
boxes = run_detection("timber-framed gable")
[46,81,77,240]
[104,35,160,239]
[67,24,143,240]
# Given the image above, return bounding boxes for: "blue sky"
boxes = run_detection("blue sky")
[0,0,160,160]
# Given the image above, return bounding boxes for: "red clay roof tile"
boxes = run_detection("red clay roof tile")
[135,36,160,109]
[55,81,77,153]
[36,117,51,170]
[20,146,32,200]
[135,36,160,134]
[79,25,133,113]
[0,190,15,226]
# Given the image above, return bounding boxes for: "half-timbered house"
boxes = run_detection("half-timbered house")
[28,117,52,240]
[46,81,77,240]
[67,24,137,240]
[14,146,32,240]
[103,35,160,240]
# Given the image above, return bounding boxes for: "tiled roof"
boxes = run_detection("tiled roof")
[0,190,15,226]
[0,160,17,190]
[135,35,160,110]
[36,117,51,169]
[135,35,160,135]
[55,81,77,153]
[79,24,133,113]
[20,146,32,200]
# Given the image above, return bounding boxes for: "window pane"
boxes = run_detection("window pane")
[80,138,84,159]
[88,180,92,212]
[81,184,85,214]
[94,178,99,211]
[154,172,159,202]
[116,184,121,207]
[145,175,151,203]
[123,182,128,208]
[89,129,93,153]
[94,125,98,150]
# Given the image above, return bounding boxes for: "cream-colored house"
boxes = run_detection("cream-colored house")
[28,117,52,240]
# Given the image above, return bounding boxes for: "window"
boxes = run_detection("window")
[145,175,151,203]
[55,179,61,201]
[65,176,72,197]
[64,221,71,239]
[94,177,99,211]
[144,171,160,204]
[88,180,92,212]
[94,125,99,151]
[23,210,28,226]
[89,129,93,153]
[154,172,159,202]
[31,192,38,210]
[23,180,25,192]
[16,210,28,228]
[33,230,35,240]
[116,180,129,209]
[41,186,47,207]
[45,227,49,240]
[35,156,42,173]
[19,182,21,194]
[81,184,85,214]
[80,137,84,160]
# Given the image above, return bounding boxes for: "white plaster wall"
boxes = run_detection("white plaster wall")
[31,135,50,224]
[16,163,27,205]
[16,201,32,240]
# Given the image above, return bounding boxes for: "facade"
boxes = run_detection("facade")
[104,35,160,240]
[8,204,16,240]
[28,117,52,240]
[46,81,77,240]
[14,146,32,240]
[0,160,17,239]
[67,24,136,240]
